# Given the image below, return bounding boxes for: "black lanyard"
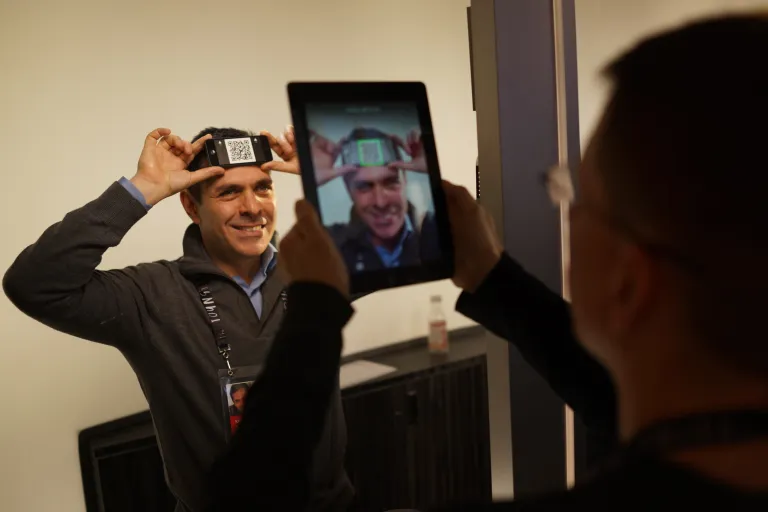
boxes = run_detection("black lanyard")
[197,283,289,376]
[198,284,234,376]
[598,409,768,475]
[625,409,768,456]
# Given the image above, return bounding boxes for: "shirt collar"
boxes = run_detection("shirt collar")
[232,243,277,291]
[371,215,413,268]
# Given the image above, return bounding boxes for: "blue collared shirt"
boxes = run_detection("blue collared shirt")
[232,245,277,319]
[118,177,276,317]
[372,215,414,268]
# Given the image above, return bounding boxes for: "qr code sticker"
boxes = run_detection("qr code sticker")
[357,139,384,166]
[225,138,256,164]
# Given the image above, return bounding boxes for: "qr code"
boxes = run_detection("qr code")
[225,137,256,164]
[357,139,384,166]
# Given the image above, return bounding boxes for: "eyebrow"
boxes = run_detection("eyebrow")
[213,178,273,195]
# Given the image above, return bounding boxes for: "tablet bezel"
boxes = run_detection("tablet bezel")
[287,81,455,294]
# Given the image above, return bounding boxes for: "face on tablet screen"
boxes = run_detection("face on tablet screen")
[306,102,442,273]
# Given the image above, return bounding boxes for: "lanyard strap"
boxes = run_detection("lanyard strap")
[596,409,768,477]
[198,284,234,376]
[625,409,768,456]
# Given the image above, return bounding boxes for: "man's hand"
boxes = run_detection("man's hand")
[309,131,358,186]
[390,130,427,173]
[278,200,349,298]
[130,128,224,206]
[443,180,504,293]
[261,126,300,175]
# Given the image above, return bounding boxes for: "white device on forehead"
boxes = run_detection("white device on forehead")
[288,81,455,295]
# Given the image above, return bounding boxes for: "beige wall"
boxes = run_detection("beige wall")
[0,1,475,510]
[576,0,768,147]
[1,0,767,511]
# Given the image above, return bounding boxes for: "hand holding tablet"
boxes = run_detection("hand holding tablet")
[288,81,455,294]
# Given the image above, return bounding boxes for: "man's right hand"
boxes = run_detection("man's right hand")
[130,128,225,206]
[443,180,504,293]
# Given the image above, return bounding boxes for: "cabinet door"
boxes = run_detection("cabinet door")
[407,357,492,509]
[343,380,411,511]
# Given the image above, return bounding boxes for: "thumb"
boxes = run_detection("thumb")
[295,199,320,228]
[187,166,225,186]
[336,164,359,176]
[294,199,320,224]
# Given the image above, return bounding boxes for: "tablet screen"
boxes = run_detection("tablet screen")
[306,102,442,273]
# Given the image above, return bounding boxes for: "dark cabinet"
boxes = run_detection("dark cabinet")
[80,343,492,512]
[344,355,492,511]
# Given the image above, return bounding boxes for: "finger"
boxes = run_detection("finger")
[452,183,475,206]
[146,128,171,148]
[261,160,299,175]
[442,181,474,210]
[336,164,359,175]
[388,161,425,172]
[260,130,283,155]
[294,199,320,225]
[191,134,213,155]
[285,125,295,144]
[159,133,184,151]
[390,135,410,156]
[166,134,186,157]
[311,130,339,154]
[187,166,225,186]
[277,132,293,156]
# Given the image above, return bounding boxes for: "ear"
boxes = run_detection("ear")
[180,191,201,224]
[609,243,655,338]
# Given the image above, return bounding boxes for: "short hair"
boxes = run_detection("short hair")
[595,13,768,372]
[229,383,249,399]
[187,127,254,202]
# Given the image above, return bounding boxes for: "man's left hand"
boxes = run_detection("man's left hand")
[278,200,349,298]
[389,130,427,173]
[261,126,300,175]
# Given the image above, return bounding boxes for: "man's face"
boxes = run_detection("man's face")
[231,388,247,413]
[186,165,276,262]
[347,166,407,243]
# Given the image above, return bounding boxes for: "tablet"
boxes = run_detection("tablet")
[288,82,455,294]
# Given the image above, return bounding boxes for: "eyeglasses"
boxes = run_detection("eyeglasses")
[543,164,703,274]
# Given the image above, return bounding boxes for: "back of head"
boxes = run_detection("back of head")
[187,127,254,202]
[596,12,768,374]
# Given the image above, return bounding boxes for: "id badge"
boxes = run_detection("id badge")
[219,365,262,440]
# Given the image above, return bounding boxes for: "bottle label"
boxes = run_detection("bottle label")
[428,320,448,352]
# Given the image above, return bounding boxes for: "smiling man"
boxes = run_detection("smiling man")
[2,126,353,512]
[320,127,441,271]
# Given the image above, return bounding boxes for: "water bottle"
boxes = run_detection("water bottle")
[427,295,449,354]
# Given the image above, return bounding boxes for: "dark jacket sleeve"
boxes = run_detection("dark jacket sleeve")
[2,182,149,348]
[456,253,617,435]
[209,282,352,512]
